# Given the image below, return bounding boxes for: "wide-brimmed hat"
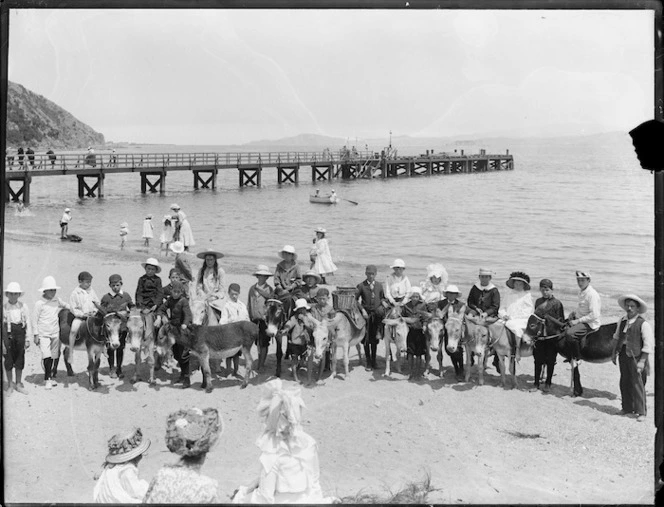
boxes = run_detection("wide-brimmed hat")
[253,265,273,277]
[576,270,591,279]
[618,294,648,314]
[506,271,531,290]
[5,282,22,294]
[64,208,71,213]
[391,258,406,269]
[141,258,162,273]
[170,203,181,211]
[169,241,185,254]
[196,250,224,260]
[105,427,151,464]
[302,270,322,284]
[38,276,60,292]
[444,285,461,296]
[278,245,298,260]
[409,287,422,297]
[294,298,310,311]
[166,408,223,458]
[315,227,327,235]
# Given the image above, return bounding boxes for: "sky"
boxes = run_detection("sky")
[7,8,654,145]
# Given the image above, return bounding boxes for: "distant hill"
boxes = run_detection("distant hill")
[6,81,105,150]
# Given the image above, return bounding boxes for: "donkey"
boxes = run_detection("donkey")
[58,310,122,390]
[264,299,289,377]
[382,305,408,376]
[486,319,535,389]
[126,308,157,386]
[323,302,366,379]
[427,308,465,381]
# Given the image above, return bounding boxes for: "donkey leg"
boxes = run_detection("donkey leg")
[437,349,444,378]
[384,340,392,377]
[306,351,314,386]
[87,351,96,390]
[241,347,253,388]
[147,348,156,386]
[63,347,75,376]
[94,357,101,388]
[572,364,583,397]
[202,355,213,393]
[510,355,519,390]
[464,348,472,382]
[275,339,283,378]
[478,352,485,386]
[131,350,140,384]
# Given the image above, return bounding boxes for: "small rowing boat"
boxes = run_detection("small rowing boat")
[309,193,340,204]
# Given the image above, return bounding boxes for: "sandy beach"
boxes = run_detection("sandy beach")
[2,235,655,504]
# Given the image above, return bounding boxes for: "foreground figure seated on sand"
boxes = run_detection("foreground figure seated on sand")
[231,378,337,504]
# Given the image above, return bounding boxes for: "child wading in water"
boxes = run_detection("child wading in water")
[120,222,129,250]
[160,215,173,254]
[32,276,69,389]
[3,282,31,395]
[142,214,154,247]
[93,427,151,503]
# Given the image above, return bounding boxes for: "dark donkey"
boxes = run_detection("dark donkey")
[264,299,289,377]
[58,309,122,389]
[525,314,618,396]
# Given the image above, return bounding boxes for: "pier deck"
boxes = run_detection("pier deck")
[4,149,513,203]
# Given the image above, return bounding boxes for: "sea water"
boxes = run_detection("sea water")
[3,133,653,318]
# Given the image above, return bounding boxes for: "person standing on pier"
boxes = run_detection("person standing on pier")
[26,147,35,166]
[60,208,72,239]
[17,147,24,167]
[170,204,195,251]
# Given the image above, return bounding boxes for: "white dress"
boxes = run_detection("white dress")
[497,290,534,338]
[311,238,337,276]
[232,431,336,504]
[142,219,153,239]
[93,463,149,503]
[174,210,196,247]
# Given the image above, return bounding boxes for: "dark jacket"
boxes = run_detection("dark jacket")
[356,279,385,314]
[135,274,164,310]
[534,296,565,335]
[158,296,192,327]
[467,285,500,317]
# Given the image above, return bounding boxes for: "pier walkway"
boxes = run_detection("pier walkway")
[4,149,513,203]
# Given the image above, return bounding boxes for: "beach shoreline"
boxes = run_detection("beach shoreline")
[2,236,655,504]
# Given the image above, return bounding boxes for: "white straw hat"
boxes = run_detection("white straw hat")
[278,245,298,261]
[390,258,406,269]
[617,294,648,314]
[444,285,461,295]
[38,276,60,292]
[5,282,22,294]
[170,203,181,211]
[141,258,162,273]
[253,265,273,277]
[294,298,310,311]
[315,227,327,234]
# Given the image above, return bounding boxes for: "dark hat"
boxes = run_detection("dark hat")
[78,271,93,281]
[506,271,530,290]
[539,279,553,290]
[109,274,123,284]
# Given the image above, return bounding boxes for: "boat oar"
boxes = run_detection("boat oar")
[342,198,359,205]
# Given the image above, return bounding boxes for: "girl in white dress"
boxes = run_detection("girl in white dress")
[420,263,449,309]
[310,227,337,284]
[159,215,173,253]
[496,271,534,361]
[193,250,226,325]
[142,215,154,247]
[93,428,150,503]
[231,379,337,504]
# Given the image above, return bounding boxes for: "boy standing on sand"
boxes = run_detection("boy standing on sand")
[67,271,102,364]
[100,274,133,379]
[3,282,31,395]
[247,265,274,371]
[33,276,69,389]
[157,281,192,388]
[220,283,250,376]
[356,264,385,370]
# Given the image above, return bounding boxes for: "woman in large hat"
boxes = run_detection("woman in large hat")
[384,258,412,307]
[169,203,196,251]
[193,249,226,325]
[496,271,534,362]
[310,227,337,284]
[611,294,652,422]
[231,379,337,504]
[93,427,151,503]
[144,408,222,503]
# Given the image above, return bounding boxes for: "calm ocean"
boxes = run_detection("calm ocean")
[3,133,653,319]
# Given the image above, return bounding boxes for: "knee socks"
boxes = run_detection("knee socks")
[43,358,53,380]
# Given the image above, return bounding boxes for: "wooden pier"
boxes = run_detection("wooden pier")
[3,148,513,204]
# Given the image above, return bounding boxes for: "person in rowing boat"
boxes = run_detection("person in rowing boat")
[564,270,601,361]
[531,278,565,392]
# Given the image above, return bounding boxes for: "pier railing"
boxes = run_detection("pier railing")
[4,150,377,173]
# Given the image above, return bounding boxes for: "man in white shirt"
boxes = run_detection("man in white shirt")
[564,270,601,360]
[611,294,652,421]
